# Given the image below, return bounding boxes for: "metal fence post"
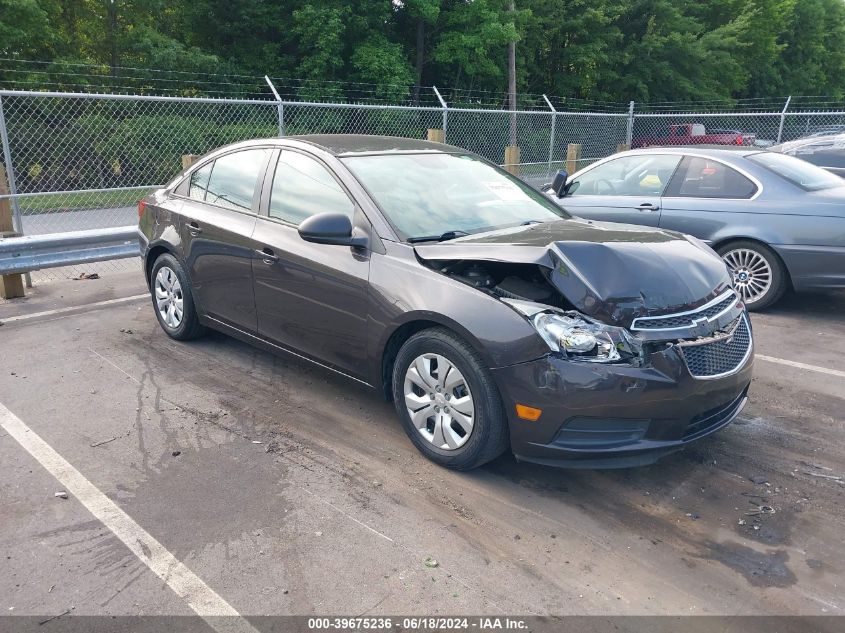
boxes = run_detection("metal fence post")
[626,100,635,148]
[542,94,557,178]
[264,75,285,137]
[0,94,22,235]
[432,86,448,141]
[776,96,792,143]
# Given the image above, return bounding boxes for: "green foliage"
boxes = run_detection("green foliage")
[0,0,52,58]
[351,36,415,101]
[1,0,844,103]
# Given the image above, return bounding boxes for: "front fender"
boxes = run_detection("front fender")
[367,251,549,386]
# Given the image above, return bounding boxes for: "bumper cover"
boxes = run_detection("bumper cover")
[491,343,753,468]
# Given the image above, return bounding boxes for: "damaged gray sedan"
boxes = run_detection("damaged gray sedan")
[139,135,752,470]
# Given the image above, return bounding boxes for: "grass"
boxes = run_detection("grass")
[19,188,150,214]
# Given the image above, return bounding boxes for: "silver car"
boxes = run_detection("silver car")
[771,133,845,178]
[546,147,845,309]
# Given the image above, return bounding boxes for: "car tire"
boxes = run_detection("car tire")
[391,328,509,470]
[717,240,788,311]
[149,253,205,340]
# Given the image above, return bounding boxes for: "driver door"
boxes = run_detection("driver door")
[559,154,682,227]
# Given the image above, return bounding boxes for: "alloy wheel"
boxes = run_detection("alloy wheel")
[403,353,475,450]
[722,248,772,304]
[154,266,184,328]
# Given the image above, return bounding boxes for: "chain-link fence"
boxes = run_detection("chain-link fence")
[3,86,845,284]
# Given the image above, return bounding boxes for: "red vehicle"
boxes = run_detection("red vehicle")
[633,123,754,148]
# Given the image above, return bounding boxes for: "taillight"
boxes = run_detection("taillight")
[138,199,146,219]
[735,136,743,145]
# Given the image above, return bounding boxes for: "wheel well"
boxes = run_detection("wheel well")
[380,320,443,401]
[711,237,792,288]
[144,245,172,284]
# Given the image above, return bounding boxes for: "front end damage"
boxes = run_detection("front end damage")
[414,220,753,467]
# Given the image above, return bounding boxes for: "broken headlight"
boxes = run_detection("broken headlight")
[503,299,641,363]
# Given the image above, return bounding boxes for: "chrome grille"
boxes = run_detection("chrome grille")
[632,291,739,331]
[678,315,752,379]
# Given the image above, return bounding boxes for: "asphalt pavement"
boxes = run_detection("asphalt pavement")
[1,272,843,621]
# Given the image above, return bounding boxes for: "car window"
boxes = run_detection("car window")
[342,153,568,240]
[569,154,682,197]
[748,152,845,191]
[188,163,212,201]
[668,157,757,199]
[204,149,270,212]
[268,151,355,225]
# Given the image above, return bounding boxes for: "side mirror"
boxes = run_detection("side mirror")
[298,212,368,248]
[551,170,569,198]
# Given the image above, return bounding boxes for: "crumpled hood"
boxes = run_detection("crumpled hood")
[414,219,733,328]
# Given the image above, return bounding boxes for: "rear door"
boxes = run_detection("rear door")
[659,155,760,241]
[252,149,370,379]
[178,147,273,331]
[559,153,682,226]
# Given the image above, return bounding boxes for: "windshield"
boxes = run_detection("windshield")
[342,153,569,240]
[748,152,844,191]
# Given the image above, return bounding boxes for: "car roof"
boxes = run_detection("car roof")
[286,134,460,156]
[773,133,845,151]
[628,145,762,157]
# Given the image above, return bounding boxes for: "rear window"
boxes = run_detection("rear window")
[748,152,844,191]
[188,163,212,201]
[204,149,271,212]
[668,156,757,199]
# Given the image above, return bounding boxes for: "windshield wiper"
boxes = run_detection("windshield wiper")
[407,230,470,243]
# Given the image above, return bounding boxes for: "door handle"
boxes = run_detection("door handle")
[256,248,279,264]
[637,203,659,212]
[187,221,202,235]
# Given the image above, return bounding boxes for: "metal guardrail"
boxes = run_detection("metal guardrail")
[0,225,138,275]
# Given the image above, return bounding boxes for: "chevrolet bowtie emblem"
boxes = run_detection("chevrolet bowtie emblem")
[691,317,711,337]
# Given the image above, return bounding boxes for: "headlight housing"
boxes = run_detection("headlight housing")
[503,299,642,363]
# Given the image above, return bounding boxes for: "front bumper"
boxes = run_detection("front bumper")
[491,342,753,469]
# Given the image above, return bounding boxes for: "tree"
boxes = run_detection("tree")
[398,0,442,103]
[3,0,845,105]
[0,0,53,59]
[431,0,519,98]
[776,0,845,98]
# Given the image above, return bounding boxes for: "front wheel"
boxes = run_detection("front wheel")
[391,328,509,470]
[717,240,787,310]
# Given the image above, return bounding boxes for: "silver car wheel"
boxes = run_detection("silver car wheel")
[403,353,475,451]
[722,248,772,304]
[154,266,184,329]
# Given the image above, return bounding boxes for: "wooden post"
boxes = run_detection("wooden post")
[0,163,25,299]
[426,128,444,143]
[181,154,199,170]
[504,145,521,176]
[566,143,582,175]
[617,143,631,153]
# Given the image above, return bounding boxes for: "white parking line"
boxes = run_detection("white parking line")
[757,355,845,379]
[0,400,259,633]
[0,294,148,323]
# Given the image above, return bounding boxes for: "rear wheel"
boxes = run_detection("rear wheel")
[717,240,787,310]
[392,328,508,470]
[150,253,205,340]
